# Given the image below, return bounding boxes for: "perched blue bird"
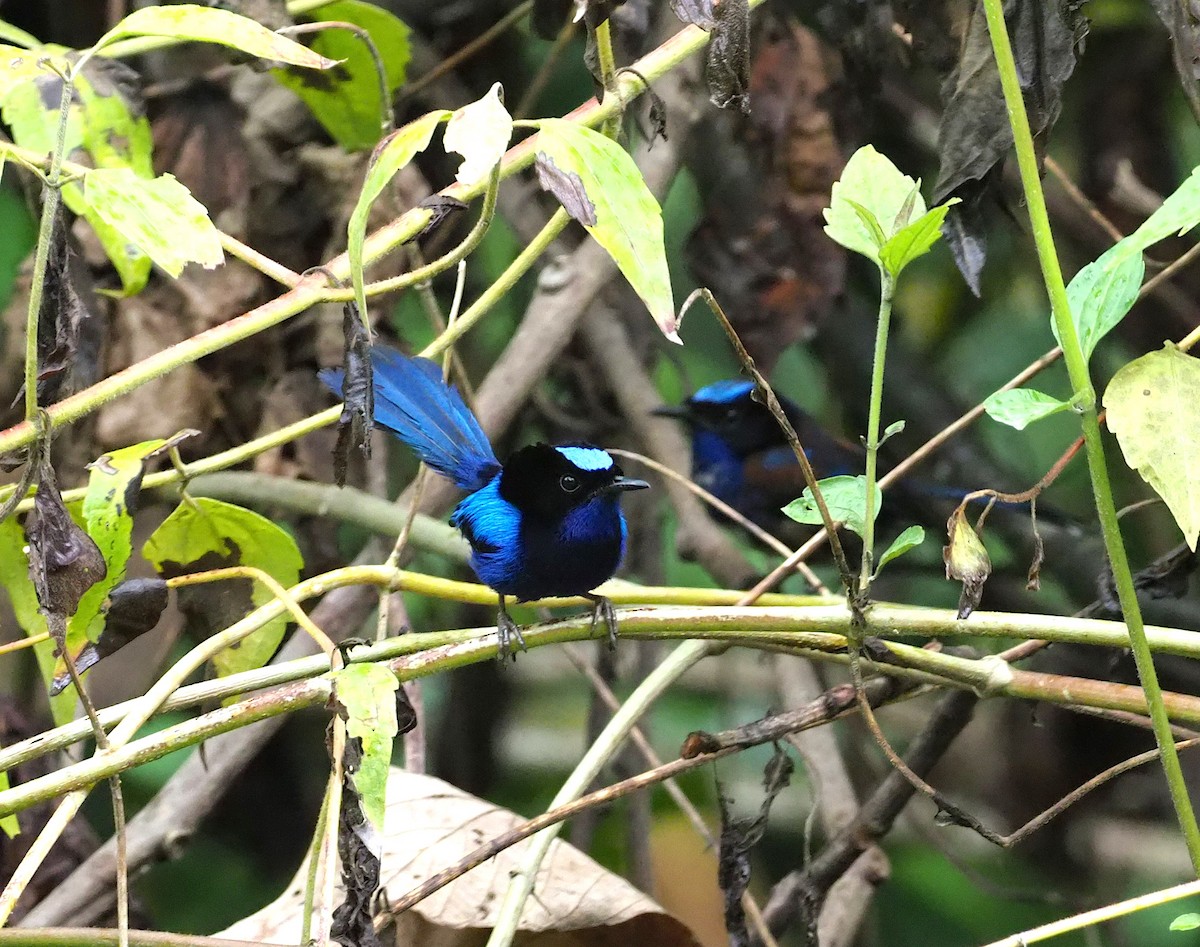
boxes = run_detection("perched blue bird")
[655,378,866,529]
[657,379,1040,533]
[322,346,649,655]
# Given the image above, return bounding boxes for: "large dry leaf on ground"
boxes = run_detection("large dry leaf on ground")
[218,769,702,947]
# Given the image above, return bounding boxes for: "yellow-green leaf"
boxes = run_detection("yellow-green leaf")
[824,145,926,268]
[83,168,223,277]
[875,525,925,578]
[143,497,304,676]
[444,82,512,186]
[346,109,450,318]
[879,200,959,277]
[1104,344,1200,550]
[332,663,400,834]
[535,119,676,340]
[95,4,338,69]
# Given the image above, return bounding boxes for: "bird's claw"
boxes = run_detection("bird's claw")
[587,595,619,651]
[497,607,527,661]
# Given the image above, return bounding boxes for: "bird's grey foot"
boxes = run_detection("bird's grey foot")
[497,600,527,661]
[586,594,619,651]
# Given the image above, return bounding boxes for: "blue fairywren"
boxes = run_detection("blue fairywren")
[322,346,649,656]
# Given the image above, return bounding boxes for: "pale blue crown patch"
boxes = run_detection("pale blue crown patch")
[556,446,614,471]
[693,379,754,405]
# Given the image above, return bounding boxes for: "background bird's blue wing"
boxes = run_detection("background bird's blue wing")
[320,347,500,492]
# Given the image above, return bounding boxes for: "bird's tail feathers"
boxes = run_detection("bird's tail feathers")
[321,346,500,492]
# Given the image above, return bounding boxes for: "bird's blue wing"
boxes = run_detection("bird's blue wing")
[321,346,500,492]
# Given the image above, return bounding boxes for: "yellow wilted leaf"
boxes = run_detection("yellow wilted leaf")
[1104,344,1200,550]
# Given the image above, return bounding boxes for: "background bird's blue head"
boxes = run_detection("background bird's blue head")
[655,379,796,459]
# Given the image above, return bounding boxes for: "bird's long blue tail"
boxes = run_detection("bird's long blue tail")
[320,346,500,492]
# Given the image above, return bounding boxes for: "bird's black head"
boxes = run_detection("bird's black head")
[499,443,649,521]
[655,379,797,459]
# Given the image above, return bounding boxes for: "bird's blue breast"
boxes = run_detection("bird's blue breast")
[691,428,744,507]
[451,478,627,600]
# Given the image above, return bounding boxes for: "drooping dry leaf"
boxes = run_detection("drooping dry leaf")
[218,769,701,947]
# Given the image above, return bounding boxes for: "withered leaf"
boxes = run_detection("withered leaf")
[27,455,106,633]
[930,0,1085,289]
[943,507,992,619]
[717,746,793,947]
[410,194,468,244]
[1097,543,1199,616]
[331,741,382,947]
[330,303,373,488]
[706,0,750,113]
[535,153,598,226]
[647,88,668,143]
[53,576,169,694]
[670,0,716,28]
[30,208,96,406]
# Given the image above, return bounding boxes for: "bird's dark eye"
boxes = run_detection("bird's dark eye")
[560,474,580,493]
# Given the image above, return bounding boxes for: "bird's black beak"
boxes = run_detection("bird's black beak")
[604,476,651,494]
[651,404,690,421]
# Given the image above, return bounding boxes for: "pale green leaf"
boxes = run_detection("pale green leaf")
[143,497,304,676]
[444,82,512,186]
[844,198,887,250]
[1055,243,1145,362]
[781,475,879,538]
[0,21,41,49]
[983,388,1071,430]
[0,518,72,724]
[83,168,223,276]
[879,201,959,277]
[874,525,925,578]
[332,663,400,834]
[824,145,927,267]
[273,0,411,151]
[1170,913,1200,932]
[95,4,338,69]
[1104,345,1200,550]
[1122,166,1200,254]
[347,109,450,318]
[882,419,906,441]
[535,119,676,339]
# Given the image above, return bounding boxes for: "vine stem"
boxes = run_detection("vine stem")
[981,0,1200,869]
[858,274,895,592]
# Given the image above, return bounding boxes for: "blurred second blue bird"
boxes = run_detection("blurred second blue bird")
[322,346,649,656]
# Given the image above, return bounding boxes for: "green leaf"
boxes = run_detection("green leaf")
[0,518,73,725]
[273,0,411,151]
[331,663,400,832]
[1055,243,1145,362]
[1170,912,1200,932]
[535,119,677,340]
[0,771,17,837]
[346,109,450,320]
[444,82,512,186]
[879,201,959,277]
[781,475,879,538]
[143,497,304,676]
[65,441,168,656]
[882,419,905,442]
[983,388,1071,430]
[0,21,40,48]
[874,525,926,578]
[83,168,223,277]
[1122,165,1200,254]
[844,198,887,250]
[824,145,927,268]
[95,4,339,69]
[1104,344,1200,550]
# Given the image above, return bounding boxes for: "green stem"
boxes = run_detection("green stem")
[980,0,1200,871]
[0,931,269,947]
[858,273,895,593]
[22,66,75,424]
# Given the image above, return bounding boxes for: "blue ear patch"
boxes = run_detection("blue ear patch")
[692,379,755,405]
[555,445,615,471]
